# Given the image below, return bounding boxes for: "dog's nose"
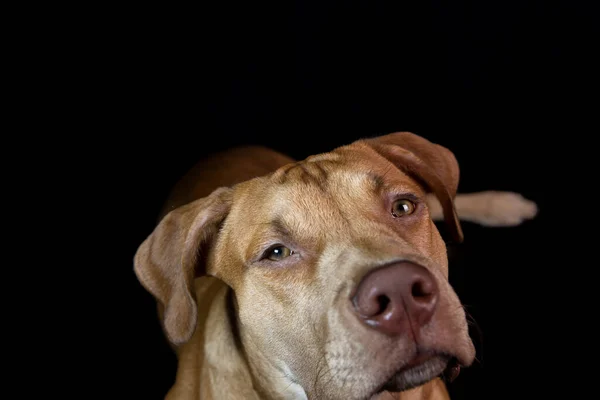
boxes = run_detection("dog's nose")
[352,262,438,336]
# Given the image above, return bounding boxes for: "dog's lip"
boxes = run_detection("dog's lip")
[370,353,453,397]
[397,352,436,372]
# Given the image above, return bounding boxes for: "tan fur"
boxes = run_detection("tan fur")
[134,132,537,400]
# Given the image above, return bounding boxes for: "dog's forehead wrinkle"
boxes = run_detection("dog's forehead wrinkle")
[267,162,415,233]
[271,157,340,190]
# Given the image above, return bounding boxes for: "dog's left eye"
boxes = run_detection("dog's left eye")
[391,198,416,217]
[264,245,294,261]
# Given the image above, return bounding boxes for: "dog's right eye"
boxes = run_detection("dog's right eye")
[264,245,294,261]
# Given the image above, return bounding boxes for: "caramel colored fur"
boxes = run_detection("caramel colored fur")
[135,133,537,400]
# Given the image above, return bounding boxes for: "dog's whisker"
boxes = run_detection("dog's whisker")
[281,380,294,395]
[318,369,334,398]
[313,351,329,396]
[460,304,484,366]
[339,360,356,395]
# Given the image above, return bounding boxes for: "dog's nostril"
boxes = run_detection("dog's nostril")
[411,279,433,298]
[376,295,390,314]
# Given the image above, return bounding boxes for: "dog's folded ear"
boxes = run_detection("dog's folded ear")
[361,132,463,243]
[134,187,233,345]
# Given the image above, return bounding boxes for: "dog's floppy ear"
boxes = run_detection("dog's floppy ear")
[134,187,232,345]
[362,131,463,243]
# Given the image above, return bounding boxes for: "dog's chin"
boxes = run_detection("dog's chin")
[370,354,450,398]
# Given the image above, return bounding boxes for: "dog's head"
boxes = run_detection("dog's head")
[135,132,475,399]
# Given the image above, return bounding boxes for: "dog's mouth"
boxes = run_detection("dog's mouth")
[371,353,461,397]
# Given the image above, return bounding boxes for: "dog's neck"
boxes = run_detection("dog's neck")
[165,277,262,399]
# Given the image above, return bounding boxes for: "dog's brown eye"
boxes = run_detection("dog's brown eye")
[391,199,416,217]
[266,245,293,261]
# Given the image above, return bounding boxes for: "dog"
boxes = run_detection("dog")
[134,132,537,399]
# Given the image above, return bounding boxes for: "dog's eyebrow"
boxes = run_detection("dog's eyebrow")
[248,218,298,261]
[252,217,294,236]
[268,218,294,240]
[367,172,385,192]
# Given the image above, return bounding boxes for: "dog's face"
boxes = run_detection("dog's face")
[135,132,475,400]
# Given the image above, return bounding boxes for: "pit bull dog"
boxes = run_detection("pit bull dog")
[134,132,537,399]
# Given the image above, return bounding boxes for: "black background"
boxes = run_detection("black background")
[65,1,595,399]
